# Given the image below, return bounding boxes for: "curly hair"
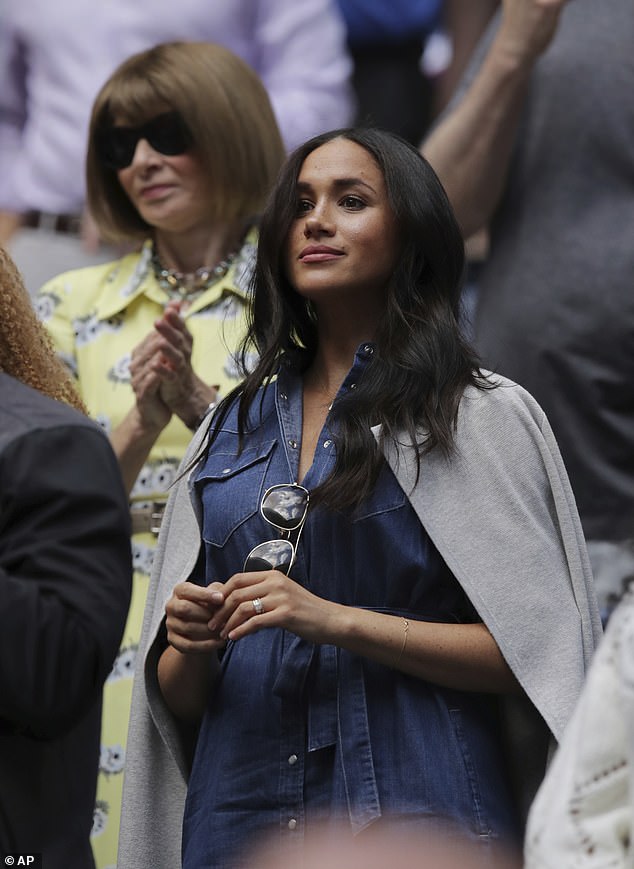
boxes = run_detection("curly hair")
[0,247,87,413]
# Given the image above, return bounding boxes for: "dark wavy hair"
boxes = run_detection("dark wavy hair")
[208,128,487,511]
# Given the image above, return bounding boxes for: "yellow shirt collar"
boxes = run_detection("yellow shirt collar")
[94,227,257,321]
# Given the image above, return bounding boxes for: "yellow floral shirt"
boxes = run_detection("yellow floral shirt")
[36,230,257,508]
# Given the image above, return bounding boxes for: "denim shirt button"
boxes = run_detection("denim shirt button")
[288,754,298,766]
[323,440,332,448]
[288,818,298,830]
[222,467,232,475]
[280,392,288,400]
[363,344,374,354]
[288,439,298,449]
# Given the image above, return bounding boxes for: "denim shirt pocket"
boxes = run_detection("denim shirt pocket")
[195,438,276,548]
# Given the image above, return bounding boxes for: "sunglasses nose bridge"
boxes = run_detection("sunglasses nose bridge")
[128,135,161,167]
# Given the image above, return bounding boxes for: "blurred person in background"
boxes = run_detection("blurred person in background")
[422,0,634,625]
[251,822,521,869]
[334,1,498,145]
[524,580,634,867]
[0,246,131,869]
[335,0,445,144]
[0,0,353,292]
[35,41,285,868]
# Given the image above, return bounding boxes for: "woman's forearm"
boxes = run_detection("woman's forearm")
[110,406,165,494]
[421,0,567,238]
[323,605,521,694]
[214,573,521,695]
[421,37,532,237]
[157,643,220,723]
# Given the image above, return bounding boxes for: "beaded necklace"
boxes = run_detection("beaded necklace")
[150,241,238,299]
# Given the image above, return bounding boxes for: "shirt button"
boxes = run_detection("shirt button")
[288,439,298,449]
[288,818,297,831]
[323,440,332,448]
[350,383,357,389]
[222,467,232,475]
[363,344,374,354]
[288,754,298,766]
[280,392,288,400]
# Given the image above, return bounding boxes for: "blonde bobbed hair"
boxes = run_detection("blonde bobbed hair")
[86,41,286,244]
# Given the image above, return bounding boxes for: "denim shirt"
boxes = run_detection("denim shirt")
[183,345,518,868]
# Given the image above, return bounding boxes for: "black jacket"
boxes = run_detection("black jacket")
[0,373,132,868]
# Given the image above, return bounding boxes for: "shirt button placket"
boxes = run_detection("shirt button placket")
[284,749,303,837]
[279,696,304,844]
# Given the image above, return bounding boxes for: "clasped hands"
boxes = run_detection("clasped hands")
[165,569,336,655]
[129,299,216,431]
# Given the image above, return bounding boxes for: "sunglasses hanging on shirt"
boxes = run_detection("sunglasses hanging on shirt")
[97,110,193,170]
[244,483,310,575]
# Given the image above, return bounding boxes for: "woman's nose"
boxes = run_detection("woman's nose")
[303,211,334,238]
[130,137,160,168]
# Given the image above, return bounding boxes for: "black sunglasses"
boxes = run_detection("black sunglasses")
[96,111,193,170]
[244,483,310,575]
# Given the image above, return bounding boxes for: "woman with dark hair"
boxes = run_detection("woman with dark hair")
[120,128,600,869]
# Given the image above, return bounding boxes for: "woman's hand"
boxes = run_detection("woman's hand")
[159,581,228,722]
[206,572,520,694]
[165,581,228,654]
[129,330,173,433]
[110,328,174,491]
[153,301,218,428]
[207,571,340,645]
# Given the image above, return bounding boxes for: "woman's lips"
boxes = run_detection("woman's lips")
[139,184,173,200]
[299,245,344,262]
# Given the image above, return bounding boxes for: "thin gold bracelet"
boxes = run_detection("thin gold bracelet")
[393,617,409,669]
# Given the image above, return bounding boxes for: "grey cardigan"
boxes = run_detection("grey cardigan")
[118,374,601,869]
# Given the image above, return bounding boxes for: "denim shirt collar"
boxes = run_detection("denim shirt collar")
[275,341,377,480]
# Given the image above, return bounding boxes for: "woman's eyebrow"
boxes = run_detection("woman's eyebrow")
[297,177,377,195]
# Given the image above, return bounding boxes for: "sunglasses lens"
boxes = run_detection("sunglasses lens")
[145,112,192,156]
[98,112,192,169]
[244,540,294,575]
[98,128,136,170]
[261,486,309,531]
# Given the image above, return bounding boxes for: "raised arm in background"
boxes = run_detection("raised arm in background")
[421,0,568,238]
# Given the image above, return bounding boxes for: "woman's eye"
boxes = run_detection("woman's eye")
[341,195,364,209]
[296,199,313,215]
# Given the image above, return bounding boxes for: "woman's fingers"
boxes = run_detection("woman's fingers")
[210,572,321,641]
[165,582,226,651]
[175,573,330,645]
[154,310,193,359]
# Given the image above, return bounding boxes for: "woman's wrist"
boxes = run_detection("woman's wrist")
[186,399,218,432]
[158,643,220,722]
